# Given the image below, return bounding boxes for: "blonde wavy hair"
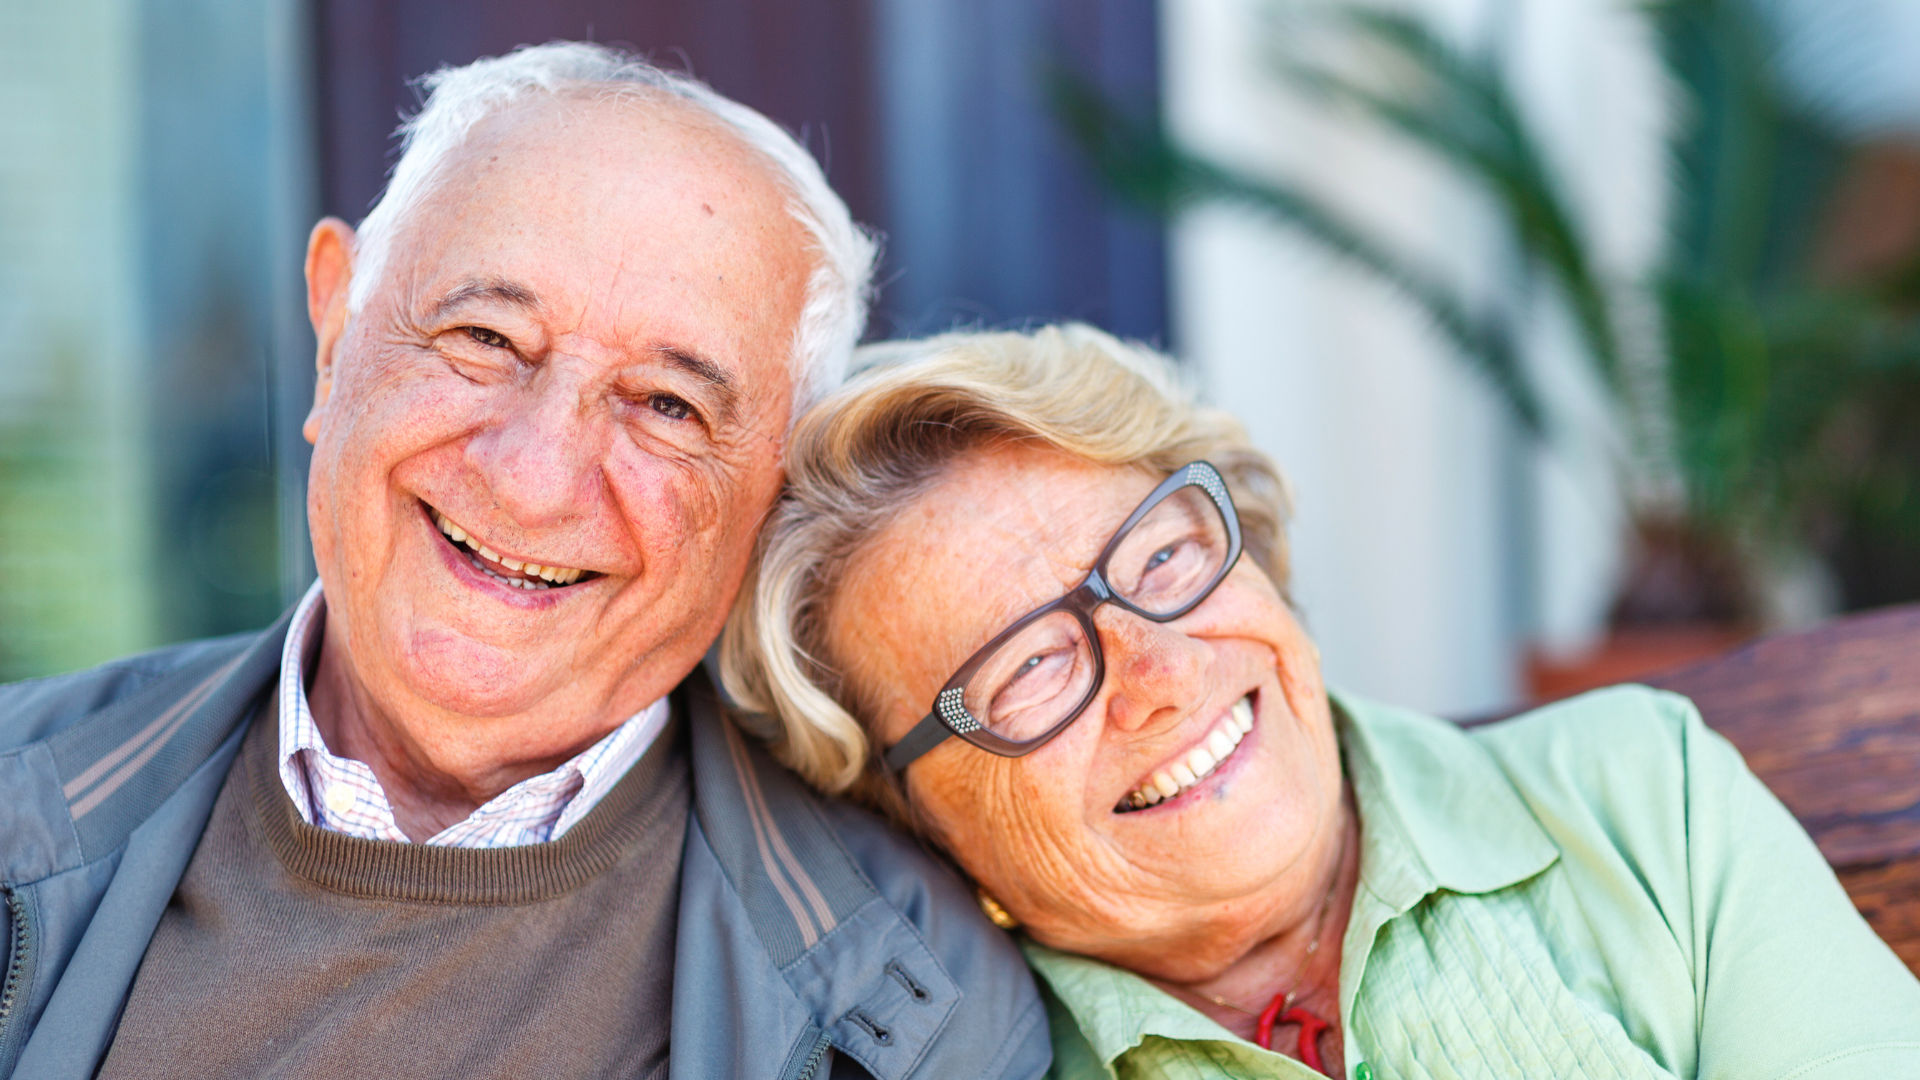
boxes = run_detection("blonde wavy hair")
[720,324,1293,824]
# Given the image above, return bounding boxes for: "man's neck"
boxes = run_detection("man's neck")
[306,627,603,841]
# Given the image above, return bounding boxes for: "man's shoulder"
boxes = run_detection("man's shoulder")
[675,678,1049,1080]
[0,631,260,752]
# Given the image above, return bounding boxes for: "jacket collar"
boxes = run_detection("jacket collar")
[679,674,973,1080]
[45,608,290,867]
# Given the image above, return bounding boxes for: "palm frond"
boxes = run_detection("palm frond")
[1266,7,1624,395]
[1048,64,1546,435]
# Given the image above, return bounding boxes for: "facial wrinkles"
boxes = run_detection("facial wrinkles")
[309,98,808,734]
[483,368,601,512]
[1067,629,1225,876]
[938,720,1204,943]
[400,332,620,562]
[839,450,1349,964]
[923,473,1123,679]
[599,454,695,601]
[884,474,1205,908]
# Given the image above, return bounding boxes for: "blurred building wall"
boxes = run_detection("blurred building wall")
[1166,0,1663,714]
[0,0,155,679]
[0,0,313,681]
[143,0,302,642]
[872,0,1164,340]
[314,0,884,229]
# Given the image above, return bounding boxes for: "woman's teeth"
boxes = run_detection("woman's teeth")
[1118,696,1255,812]
[434,510,585,590]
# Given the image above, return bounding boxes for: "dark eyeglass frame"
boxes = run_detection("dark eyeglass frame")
[881,461,1243,773]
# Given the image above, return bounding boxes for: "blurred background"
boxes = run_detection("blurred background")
[2,0,1916,716]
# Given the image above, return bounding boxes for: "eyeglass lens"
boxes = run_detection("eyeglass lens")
[959,485,1231,743]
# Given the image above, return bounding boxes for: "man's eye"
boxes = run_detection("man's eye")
[464,326,510,349]
[649,393,693,421]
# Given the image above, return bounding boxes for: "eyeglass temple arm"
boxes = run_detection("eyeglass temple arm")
[883,711,953,773]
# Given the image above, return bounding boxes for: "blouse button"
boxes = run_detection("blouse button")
[1355,1064,1375,1080]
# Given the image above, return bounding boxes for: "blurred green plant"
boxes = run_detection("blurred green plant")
[0,340,156,680]
[1053,0,1920,613]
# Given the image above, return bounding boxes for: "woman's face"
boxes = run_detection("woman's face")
[827,443,1346,981]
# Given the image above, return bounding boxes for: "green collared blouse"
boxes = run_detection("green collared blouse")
[1024,687,1920,1080]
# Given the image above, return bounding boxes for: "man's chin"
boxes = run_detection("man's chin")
[389,627,575,719]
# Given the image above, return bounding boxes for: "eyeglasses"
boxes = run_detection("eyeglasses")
[882,461,1243,773]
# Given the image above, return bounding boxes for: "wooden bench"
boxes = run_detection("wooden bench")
[1637,604,1920,974]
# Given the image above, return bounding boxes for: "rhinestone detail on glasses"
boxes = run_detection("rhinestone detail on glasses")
[936,687,982,734]
[1186,462,1229,510]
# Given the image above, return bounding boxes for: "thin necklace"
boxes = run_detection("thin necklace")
[1203,867,1342,1074]
[1204,866,1339,1015]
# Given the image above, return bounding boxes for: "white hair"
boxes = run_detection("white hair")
[346,42,877,410]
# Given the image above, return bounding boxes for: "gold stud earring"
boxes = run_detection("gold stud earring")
[976,888,1019,930]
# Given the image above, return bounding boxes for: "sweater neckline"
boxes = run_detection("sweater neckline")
[240,692,689,905]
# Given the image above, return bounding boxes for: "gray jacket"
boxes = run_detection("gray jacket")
[0,609,1050,1080]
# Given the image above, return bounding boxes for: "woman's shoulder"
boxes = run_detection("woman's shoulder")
[1338,684,1728,831]
[1336,684,1744,897]
[1468,686,1733,852]
[1469,683,1717,790]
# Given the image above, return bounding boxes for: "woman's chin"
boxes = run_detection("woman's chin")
[1024,892,1289,981]
[1089,746,1340,918]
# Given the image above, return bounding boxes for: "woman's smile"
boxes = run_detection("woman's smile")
[1115,692,1257,813]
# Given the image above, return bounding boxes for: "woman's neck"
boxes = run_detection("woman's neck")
[1151,785,1362,1069]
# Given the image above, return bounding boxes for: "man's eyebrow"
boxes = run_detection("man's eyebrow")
[429,279,543,320]
[655,346,742,420]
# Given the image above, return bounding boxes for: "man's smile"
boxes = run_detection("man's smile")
[422,500,601,591]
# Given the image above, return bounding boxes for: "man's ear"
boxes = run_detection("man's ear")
[303,218,356,445]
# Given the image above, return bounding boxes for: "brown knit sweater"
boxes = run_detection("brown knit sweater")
[99,699,690,1079]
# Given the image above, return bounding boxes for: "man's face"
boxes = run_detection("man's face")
[303,94,809,743]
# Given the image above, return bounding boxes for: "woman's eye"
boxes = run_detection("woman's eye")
[649,393,693,421]
[1139,542,1190,584]
[990,649,1071,718]
[464,326,510,349]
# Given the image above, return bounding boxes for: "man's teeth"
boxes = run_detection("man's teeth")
[433,510,585,589]
[1120,696,1255,812]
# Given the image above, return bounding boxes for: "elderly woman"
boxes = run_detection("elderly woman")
[721,325,1920,1079]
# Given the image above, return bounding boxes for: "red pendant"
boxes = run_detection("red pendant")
[1256,993,1332,1075]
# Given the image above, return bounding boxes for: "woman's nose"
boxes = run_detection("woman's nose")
[464,372,601,527]
[1096,608,1211,735]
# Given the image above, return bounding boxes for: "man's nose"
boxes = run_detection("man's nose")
[464,370,602,528]
[1096,607,1211,735]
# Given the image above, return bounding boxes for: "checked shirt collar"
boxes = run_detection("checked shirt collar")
[274,581,670,848]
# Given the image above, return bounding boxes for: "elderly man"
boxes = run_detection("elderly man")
[0,44,1047,1080]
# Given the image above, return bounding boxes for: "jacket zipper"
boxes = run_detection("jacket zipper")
[787,1030,832,1080]
[0,885,35,1072]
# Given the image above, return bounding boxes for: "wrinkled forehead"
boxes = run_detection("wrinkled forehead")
[371,92,812,345]
[834,449,1161,687]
